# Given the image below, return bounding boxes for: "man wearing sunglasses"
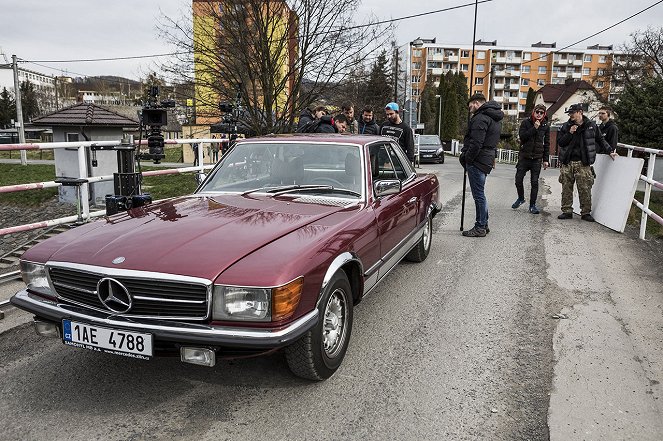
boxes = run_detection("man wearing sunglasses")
[556,103,617,222]
[512,104,550,214]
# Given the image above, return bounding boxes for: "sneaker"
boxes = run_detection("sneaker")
[557,212,572,219]
[529,205,540,214]
[511,198,526,209]
[581,214,595,222]
[462,226,487,237]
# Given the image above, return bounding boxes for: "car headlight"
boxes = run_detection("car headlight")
[212,277,303,322]
[20,260,54,297]
[436,147,444,155]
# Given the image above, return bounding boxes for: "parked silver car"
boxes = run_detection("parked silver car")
[418,135,445,164]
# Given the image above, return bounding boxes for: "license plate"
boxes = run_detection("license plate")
[62,320,153,360]
[422,154,433,158]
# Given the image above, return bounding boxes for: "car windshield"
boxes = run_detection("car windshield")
[419,135,441,145]
[197,141,363,198]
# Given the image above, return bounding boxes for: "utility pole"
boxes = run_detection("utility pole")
[12,55,27,165]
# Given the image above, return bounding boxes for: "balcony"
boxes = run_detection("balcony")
[492,96,504,103]
[430,68,444,75]
[493,70,506,77]
[504,109,519,116]
[445,56,459,62]
[429,53,444,61]
[506,57,522,64]
[574,60,583,66]
[509,84,520,90]
[493,83,505,90]
[508,97,519,104]
[494,57,507,63]
[572,72,582,79]
[505,70,521,76]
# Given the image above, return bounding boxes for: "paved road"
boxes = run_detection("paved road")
[0,161,661,441]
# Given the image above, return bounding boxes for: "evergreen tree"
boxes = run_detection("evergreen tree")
[613,77,663,148]
[419,77,437,134]
[454,72,469,137]
[524,87,536,115]
[0,87,16,128]
[437,72,460,140]
[19,81,40,121]
[360,50,393,124]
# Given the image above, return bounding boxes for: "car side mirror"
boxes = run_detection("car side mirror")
[195,172,207,185]
[374,179,402,197]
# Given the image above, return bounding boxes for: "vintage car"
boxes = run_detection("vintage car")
[12,134,440,380]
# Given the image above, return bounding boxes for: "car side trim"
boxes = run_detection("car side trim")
[10,289,318,348]
[320,252,362,305]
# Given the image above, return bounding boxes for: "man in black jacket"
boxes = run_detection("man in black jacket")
[598,105,619,152]
[512,104,550,214]
[460,93,504,237]
[358,107,380,135]
[556,103,617,222]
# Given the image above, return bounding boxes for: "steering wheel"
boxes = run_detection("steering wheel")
[309,177,346,188]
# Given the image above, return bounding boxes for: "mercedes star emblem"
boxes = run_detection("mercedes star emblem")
[97,278,132,313]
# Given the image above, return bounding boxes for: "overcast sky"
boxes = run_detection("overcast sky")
[1,0,661,80]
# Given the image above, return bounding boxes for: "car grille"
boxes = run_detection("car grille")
[48,266,209,320]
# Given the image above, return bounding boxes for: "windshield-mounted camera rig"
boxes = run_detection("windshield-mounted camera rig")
[139,86,176,164]
[218,84,243,150]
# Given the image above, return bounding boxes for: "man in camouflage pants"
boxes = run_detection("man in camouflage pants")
[556,103,617,222]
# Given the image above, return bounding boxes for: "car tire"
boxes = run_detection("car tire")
[285,271,354,380]
[406,214,432,262]
[439,154,445,164]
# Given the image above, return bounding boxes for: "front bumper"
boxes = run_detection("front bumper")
[11,289,318,349]
[419,150,444,162]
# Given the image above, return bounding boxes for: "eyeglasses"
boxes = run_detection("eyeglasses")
[534,110,545,115]
[598,112,607,115]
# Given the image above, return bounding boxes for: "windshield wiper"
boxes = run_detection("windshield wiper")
[241,184,330,196]
[282,186,362,197]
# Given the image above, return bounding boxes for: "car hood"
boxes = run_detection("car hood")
[24,194,351,280]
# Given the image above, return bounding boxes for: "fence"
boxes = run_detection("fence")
[0,138,219,236]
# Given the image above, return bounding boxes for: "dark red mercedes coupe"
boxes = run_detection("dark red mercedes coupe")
[12,134,440,380]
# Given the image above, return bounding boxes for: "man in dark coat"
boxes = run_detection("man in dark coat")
[460,92,504,237]
[358,107,380,135]
[556,103,618,222]
[598,105,619,153]
[512,103,550,214]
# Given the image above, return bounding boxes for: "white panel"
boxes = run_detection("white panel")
[573,155,644,232]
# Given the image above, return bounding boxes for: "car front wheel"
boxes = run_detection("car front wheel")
[406,214,432,262]
[285,271,354,380]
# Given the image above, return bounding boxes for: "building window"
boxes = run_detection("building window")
[596,81,605,88]
[599,55,606,63]
[520,91,528,99]
[412,62,421,70]
[460,64,469,71]
[411,75,421,83]
[413,49,422,57]
[538,66,547,74]
[477,51,486,59]
[582,67,590,75]
[461,50,470,58]
[521,78,529,86]
[584,54,592,62]
[537,79,546,86]
[475,77,484,85]
[476,64,485,72]
[522,65,531,73]
[540,54,547,61]
[597,69,605,76]
[524,52,532,61]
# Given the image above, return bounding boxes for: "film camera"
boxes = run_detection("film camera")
[140,86,176,164]
[216,85,243,145]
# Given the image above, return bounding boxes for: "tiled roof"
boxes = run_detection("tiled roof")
[32,103,139,127]
[538,80,598,115]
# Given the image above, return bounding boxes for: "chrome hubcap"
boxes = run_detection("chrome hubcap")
[323,289,346,358]
[423,217,431,250]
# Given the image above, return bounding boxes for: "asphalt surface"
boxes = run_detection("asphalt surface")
[0,160,661,441]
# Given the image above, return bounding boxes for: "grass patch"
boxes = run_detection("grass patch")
[0,149,54,161]
[0,163,58,205]
[164,146,183,163]
[139,166,198,200]
[628,190,663,240]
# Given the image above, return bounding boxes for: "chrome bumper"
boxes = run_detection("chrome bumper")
[11,289,318,348]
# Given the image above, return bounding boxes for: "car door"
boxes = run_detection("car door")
[369,141,418,275]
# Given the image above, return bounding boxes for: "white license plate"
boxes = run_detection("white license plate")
[62,320,153,360]
[422,154,433,158]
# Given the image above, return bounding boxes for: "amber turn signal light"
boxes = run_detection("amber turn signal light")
[272,277,303,321]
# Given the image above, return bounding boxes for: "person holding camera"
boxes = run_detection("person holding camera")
[512,104,550,214]
[556,103,618,222]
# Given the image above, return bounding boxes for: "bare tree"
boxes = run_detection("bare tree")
[158,0,392,134]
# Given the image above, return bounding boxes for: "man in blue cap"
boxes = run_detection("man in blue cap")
[380,102,415,163]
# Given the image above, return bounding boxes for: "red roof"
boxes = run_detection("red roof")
[32,103,139,127]
[537,80,599,115]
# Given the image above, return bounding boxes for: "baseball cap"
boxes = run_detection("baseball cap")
[565,103,584,114]
[385,102,399,111]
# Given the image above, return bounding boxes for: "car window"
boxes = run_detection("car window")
[198,142,363,197]
[369,142,412,182]
[419,135,441,145]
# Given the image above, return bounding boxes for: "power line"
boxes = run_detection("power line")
[23,52,188,64]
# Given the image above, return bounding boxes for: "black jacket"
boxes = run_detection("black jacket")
[599,119,618,150]
[358,118,380,135]
[297,109,315,132]
[557,116,613,166]
[518,116,550,162]
[462,101,504,174]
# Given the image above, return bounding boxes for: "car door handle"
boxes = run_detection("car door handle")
[407,197,417,204]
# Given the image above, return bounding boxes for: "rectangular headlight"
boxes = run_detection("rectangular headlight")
[212,286,271,321]
[20,260,53,297]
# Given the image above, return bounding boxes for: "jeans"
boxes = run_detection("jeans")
[467,165,488,229]
[515,158,542,206]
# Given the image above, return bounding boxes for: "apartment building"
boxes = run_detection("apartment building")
[0,65,58,114]
[407,38,620,118]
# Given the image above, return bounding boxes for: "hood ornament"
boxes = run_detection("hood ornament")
[112,257,126,265]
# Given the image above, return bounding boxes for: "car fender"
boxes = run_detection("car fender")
[319,252,364,307]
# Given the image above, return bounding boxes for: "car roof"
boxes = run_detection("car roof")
[237,133,385,145]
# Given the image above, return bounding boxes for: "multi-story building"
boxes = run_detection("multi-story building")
[405,38,621,119]
[0,65,58,114]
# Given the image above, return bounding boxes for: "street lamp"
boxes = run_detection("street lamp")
[435,94,442,136]
[408,37,424,129]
